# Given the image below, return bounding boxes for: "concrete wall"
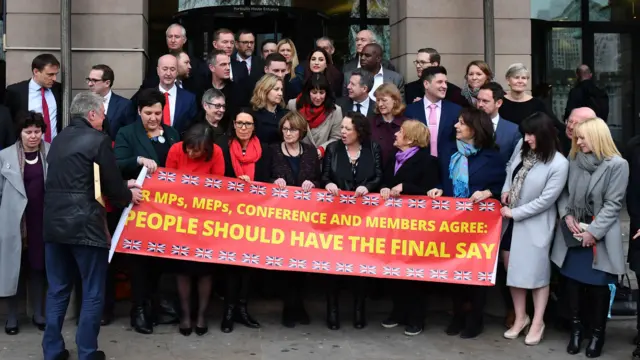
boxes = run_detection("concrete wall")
[4,0,149,99]
[389,0,532,90]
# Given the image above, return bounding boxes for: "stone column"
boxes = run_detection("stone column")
[390,0,531,89]
[5,0,149,98]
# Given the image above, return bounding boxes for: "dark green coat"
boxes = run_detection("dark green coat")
[114,120,180,180]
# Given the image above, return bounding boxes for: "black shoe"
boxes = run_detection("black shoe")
[633,343,640,359]
[404,324,423,336]
[234,301,260,329]
[282,304,297,328]
[32,316,46,331]
[381,317,399,329]
[221,304,234,333]
[88,350,105,360]
[353,297,366,329]
[100,311,113,326]
[178,326,192,336]
[195,325,208,336]
[155,299,180,325]
[326,295,340,330]
[130,306,153,335]
[54,349,70,360]
[566,318,583,355]
[4,321,19,335]
[296,303,310,325]
[445,314,466,336]
[585,328,605,358]
[460,320,484,339]
[634,331,640,345]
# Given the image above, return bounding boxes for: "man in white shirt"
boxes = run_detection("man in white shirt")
[156,55,198,134]
[476,82,521,161]
[344,44,404,100]
[213,28,249,82]
[235,29,264,77]
[337,69,376,118]
[87,64,134,139]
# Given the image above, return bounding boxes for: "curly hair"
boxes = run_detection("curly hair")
[250,73,284,111]
[15,111,47,139]
[344,111,371,142]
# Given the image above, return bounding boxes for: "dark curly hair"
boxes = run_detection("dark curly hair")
[344,111,371,142]
[15,111,47,139]
[296,73,336,112]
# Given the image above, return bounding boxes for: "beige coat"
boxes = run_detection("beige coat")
[287,99,343,151]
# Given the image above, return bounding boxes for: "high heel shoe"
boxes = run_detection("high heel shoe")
[4,321,19,335]
[178,326,192,336]
[524,323,545,346]
[195,325,208,336]
[32,316,46,331]
[503,316,530,339]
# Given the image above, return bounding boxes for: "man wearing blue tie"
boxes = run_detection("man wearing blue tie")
[476,82,521,162]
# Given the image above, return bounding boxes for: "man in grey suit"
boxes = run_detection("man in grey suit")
[342,29,396,73]
[476,82,521,162]
[343,44,404,101]
[336,69,377,118]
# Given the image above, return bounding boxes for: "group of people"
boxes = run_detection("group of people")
[0,23,638,360]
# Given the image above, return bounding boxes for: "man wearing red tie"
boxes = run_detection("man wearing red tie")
[156,54,197,136]
[4,54,62,142]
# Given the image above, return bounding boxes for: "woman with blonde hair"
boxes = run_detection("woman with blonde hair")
[251,73,289,145]
[462,60,493,107]
[551,117,628,358]
[372,83,407,164]
[277,39,300,79]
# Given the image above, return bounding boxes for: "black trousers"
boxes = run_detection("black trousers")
[129,255,173,307]
[281,271,306,308]
[389,279,427,327]
[223,265,251,305]
[452,285,487,323]
[326,275,367,298]
[564,276,610,331]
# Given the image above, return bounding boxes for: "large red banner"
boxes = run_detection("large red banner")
[116,169,502,285]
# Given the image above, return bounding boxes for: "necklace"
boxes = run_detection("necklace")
[346,145,361,164]
[25,154,39,165]
[284,143,302,158]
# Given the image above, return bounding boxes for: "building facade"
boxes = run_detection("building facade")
[3,0,640,142]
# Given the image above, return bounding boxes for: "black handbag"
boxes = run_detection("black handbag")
[610,275,638,316]
[560,221,583,248]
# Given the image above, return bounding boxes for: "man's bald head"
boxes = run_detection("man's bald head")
[355,29,376,54]
[157,54,178,88]
[566,107,597,139]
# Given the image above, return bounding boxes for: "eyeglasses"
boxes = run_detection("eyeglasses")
[238,41,255,45]
[413,60,431,67]
[206,102,226,110]
[282,128,299,134]
[85,77,104,83]
[235,121,254,129]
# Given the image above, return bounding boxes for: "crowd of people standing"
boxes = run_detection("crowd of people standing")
[0,23,639,360]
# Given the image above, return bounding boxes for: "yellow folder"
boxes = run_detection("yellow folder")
[94,162,105,207]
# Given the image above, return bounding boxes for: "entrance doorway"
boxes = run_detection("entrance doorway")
[173,5,328,63]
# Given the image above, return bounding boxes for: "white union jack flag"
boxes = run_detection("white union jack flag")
[406,268,425,278]
[123,239,142,251]
[454,270,472,281]
[171,245,190,257]
[181,175,199,186]
[271,188,289,198]
[385,198,403,208]
[383,266,401,277]
[431,200,450,210]
[266,256,283,267]
[430,269,448,280]
[359,265,377,275]
[456,201,474,211]
[479,201,495,211]
[288,258,307,269]
[227,181,245,192]
[218,250,236,262]
[336,262,353,273]
[316,192,334,203]
[249,184,267,195]
[242,253,260,265]
[293,190,311,200]
[408,199,426,209]
[478,271,494,282]
[147,242,165,253]
[195,248,213,259]
[312,260,330,271]
[204,178,222,189]
[339,194,356,205]
[145,173,152,179]
[362,196,379,206]
[158,171,176,182]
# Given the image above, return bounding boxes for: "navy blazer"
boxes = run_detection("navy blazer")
[438,145,506,199]
[171,87,198,135]
[495,116,521,162]
[404,98,461,161]
[106,92,135,139]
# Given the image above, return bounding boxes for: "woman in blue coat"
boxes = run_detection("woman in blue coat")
[428,106,506,338]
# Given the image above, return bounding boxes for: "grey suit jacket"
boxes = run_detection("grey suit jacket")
[342,68,405,100]
[551,155,629,275]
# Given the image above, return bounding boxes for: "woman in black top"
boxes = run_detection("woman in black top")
[322,111,383,330]
[379,120,439,336]
[499,63,549,125]
[269,111,321,328]
[250,73,289,145]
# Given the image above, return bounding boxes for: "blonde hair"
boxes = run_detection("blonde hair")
[279,111,308,140]
[277,39,299,79]
[250,74,284,110]
[401,120,430,148]
[374,83,406,116]
[570,117,621,160]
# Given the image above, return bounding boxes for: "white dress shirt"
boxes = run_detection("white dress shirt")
[491,114,499,131]
[356,55,361,68]
[103,90,112,114]
[353,97,370,117]
[369,66,384,100]
[158,84,177,125]
[237,54,252,73]
[28,79,58,139]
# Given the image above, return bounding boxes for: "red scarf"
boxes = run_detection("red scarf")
[297,95,327,129]
[229,137,262,181]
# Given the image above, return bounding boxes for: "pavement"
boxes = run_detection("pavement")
[0,299,636,360]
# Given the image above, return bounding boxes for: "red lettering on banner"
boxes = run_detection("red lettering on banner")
[116,169,502,285]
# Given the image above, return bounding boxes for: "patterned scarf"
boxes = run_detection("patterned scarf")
[449,140,479,198]
[508,151,539,209]
[461,82,480,107]
[566,152,602,221]
[16,140,47,244]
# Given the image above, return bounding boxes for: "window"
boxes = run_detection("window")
[547,28,582,119]
[179,0,243,11]
[531,0,581,21]
[589,0,640,21]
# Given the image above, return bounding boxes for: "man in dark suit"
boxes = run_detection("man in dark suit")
[213,28,249,83]
[404,48,466,107]
[336,69,377,118]
[5,53,62,142]
[87,64,135,140]
[156,54,198,135]
[342,29,396,73]
[0,105,14,150]
[476,82,521,162]
[343,43,404,99]
[244,53,296,104]
[234,29,264,79]
[203,50,246,131]
[404,66,461,161]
